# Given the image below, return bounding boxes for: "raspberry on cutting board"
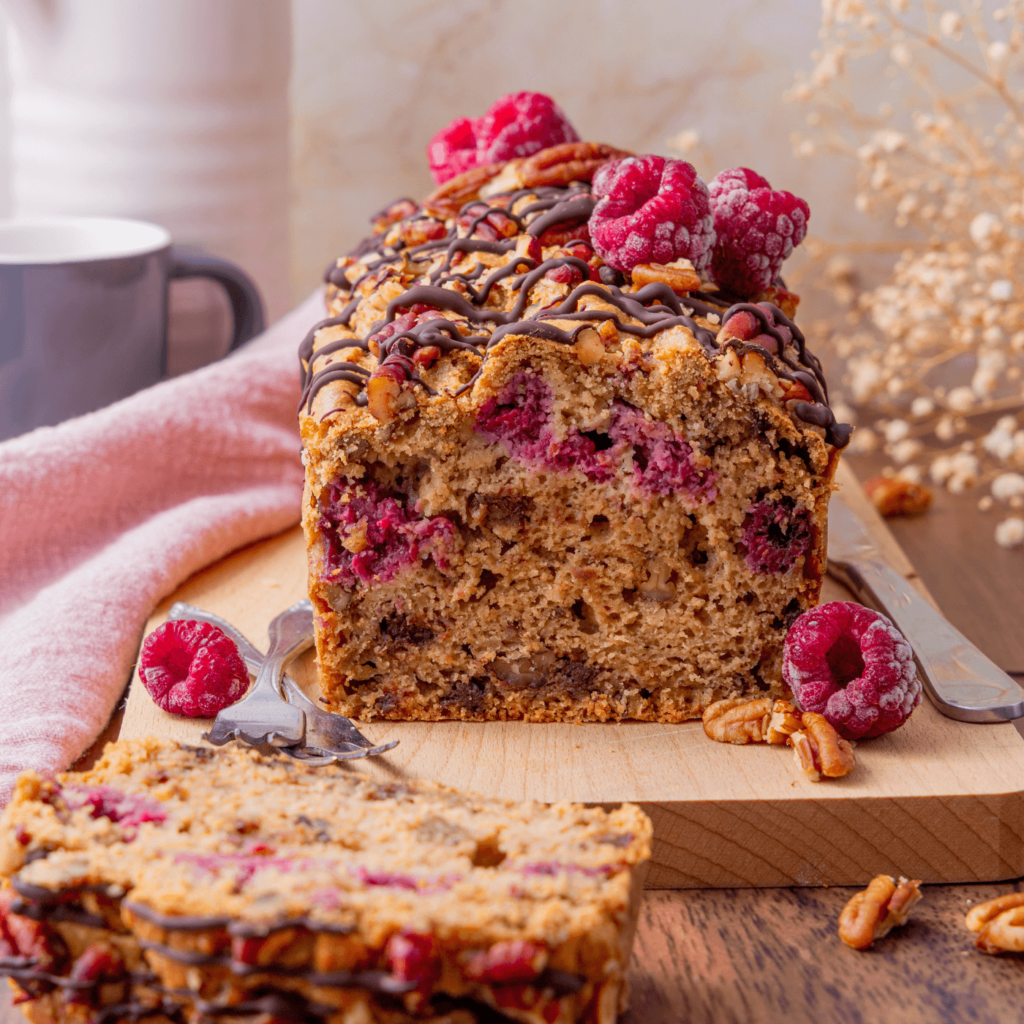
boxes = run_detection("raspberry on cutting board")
[783,602,922,739]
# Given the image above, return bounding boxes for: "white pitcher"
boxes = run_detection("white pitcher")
[5,0,291,370]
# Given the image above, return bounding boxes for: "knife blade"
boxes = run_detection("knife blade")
[827,494,1024,723]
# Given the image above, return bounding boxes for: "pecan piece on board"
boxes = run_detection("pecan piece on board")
[790,712,856,781]
[965,892,1024,954]
[864,475,933,517]
[838,875,923,950]
[702,698,772,744]
[765,700,802,745]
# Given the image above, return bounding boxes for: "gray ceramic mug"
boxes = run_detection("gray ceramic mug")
[0,216,264,441]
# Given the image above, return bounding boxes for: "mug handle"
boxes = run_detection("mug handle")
[168,244,265,352]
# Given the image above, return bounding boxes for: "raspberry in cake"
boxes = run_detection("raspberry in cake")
[303,121,851,725]
[0,737,650,1024]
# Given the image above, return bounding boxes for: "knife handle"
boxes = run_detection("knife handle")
[827,557,1024,723]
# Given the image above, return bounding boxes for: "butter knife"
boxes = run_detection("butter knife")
[827,495,1024,723]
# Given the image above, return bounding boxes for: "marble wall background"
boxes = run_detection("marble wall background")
[289,0,858,301]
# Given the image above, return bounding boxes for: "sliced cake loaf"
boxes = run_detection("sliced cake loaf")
[0,738,651,1024]
[299,122,850,725]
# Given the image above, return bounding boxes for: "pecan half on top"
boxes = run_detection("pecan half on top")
[965,892,1024,954]
[481,141,634,197]
[421,161,506,220]
[838,875,923,950]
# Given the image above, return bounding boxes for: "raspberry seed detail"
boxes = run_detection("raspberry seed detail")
[139,620,250,718]
[708,167,809,297]
[589,155,715,276]
[783,602,921,740]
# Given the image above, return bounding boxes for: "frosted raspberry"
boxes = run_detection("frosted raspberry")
[740,497,811,574]
[783,602,921,740]
[708,167,809,296]
[139,620,249,717]
[588,155,715,276]
[427,92,579,184]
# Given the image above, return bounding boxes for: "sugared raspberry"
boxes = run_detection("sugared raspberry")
[783,602,921,740]
[588,155,715,276]
[427,92,579,185]
[708,167,809,296]
[740,497,811,574]
[139,620,249,717]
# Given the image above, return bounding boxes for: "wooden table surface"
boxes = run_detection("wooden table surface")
[3,456,1023,1024]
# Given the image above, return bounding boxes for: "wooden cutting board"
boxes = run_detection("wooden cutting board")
[119,462,1024,889]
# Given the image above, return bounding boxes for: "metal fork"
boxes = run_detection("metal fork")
[168,601,398,761]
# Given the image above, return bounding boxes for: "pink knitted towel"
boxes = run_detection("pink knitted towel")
[0,291,324,804]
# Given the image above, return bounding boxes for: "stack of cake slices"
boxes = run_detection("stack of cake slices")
[0,738,650,1024]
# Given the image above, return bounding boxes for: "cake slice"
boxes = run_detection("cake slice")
[299,141,851,725]
[0,738,650,1024]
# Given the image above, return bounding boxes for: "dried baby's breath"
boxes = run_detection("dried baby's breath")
[788,0,1024,542]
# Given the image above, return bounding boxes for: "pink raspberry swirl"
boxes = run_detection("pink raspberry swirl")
[588,154,715,276]
[783,602,921,740]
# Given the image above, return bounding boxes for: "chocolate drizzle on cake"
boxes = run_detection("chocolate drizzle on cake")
[305,176,851,447]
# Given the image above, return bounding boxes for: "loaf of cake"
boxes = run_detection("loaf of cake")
[0,737,650,1024]
[299,98,851,725]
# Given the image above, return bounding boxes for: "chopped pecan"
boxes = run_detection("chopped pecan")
[398,217,447,247]
[631,258,701,294]
[765,700,802,745]
[575,327,605,367]
[965,892,1024,954]
[739,351,784,400]
[790,712,856,781]
[715,349,742,384]
[366,372,401,425]
[422,162,505,220]
[702,698,772,744]
[371,198,418,235]
[864,475,933,518]
[411,345,441,370]
[838,875,923,950]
